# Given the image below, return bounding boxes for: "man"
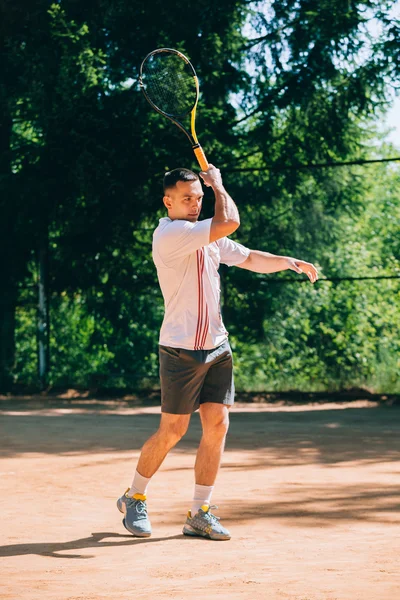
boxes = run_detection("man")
[117,165,318,541]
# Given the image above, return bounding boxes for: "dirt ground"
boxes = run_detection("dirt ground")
[0,395,399,600]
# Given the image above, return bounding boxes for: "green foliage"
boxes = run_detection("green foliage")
[48,3,106,92]
[229,160,400,392]
[2,0,400,392]
[14,305,37,386]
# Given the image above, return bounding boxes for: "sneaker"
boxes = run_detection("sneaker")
[182,504,231,541]
[117,489,152,537]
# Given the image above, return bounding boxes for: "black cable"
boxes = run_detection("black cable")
[12,274,399,306]
[224,156,400,173]
[263,274,400,284]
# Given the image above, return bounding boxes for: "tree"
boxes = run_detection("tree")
[1,0,250,389]
[2,0,400,391]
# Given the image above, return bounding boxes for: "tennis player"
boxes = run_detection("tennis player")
[117,164,318,540]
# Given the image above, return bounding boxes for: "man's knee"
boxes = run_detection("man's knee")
[201,406,230,439]
[212,416,230,438]
[158,414,190,445]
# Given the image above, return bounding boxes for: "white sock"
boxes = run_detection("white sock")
[127,470,151,497]
[191,484,214,515]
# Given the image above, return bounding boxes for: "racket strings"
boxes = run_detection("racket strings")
[142,54,197,117]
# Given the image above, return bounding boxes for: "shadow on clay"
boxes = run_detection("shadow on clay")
[0,531,186,559]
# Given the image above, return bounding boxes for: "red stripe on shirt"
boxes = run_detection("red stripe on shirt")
[198,249,205,349]
[198,250,209,349]
[194,250,202,350]
[199,303,209,349]
[194,249,205,350]
[195,249,210,350]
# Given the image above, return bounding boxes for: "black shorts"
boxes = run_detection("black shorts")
[159,340,235,415]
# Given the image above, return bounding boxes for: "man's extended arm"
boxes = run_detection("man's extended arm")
[237,250,319,284]
[199,165,240,243]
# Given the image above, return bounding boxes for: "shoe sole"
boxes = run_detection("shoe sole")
[117,498,151,538]
[122,518,151,537]
[182,524,231,541]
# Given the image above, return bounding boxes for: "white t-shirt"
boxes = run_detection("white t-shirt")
[152,217,250,350]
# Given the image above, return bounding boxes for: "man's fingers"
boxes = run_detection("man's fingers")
[199,171,212,186]
[295,261,319,283]
[200,164,217,176]
[199,164,222,187]
[289,259,319,282]
[308,266,318,284]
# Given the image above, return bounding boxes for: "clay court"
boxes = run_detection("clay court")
[1,395,399,600]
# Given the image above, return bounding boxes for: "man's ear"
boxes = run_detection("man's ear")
[163,195,173,210]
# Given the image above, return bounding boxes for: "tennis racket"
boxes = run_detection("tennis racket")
[139,48,209,171]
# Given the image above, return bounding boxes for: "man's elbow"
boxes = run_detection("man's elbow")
[210,218,240,243]
[226,218,240,233]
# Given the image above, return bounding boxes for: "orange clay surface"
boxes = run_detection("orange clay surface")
[0,395,399,600]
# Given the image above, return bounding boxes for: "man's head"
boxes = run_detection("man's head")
[163,168,204,223]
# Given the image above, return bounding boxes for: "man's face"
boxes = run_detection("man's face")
[163,179,204,223]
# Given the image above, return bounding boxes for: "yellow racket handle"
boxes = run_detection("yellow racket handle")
[193,144,209,172]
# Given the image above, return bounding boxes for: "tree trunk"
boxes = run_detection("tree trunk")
[0,281,17,390]
[0,58,16,390]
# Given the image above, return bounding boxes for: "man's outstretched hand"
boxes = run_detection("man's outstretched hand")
[286,258,319,284]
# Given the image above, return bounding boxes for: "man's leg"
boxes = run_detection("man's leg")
[182,341,233,540]
[136,412,191,478]
[193,340,233,508]
[129,342,202,497]
[182,402,231,540]
[118,412,190,537]
[195,402,230,486]
[126,412,191,498]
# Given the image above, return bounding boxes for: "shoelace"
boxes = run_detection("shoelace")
[126,498,147,516]
[205,505,221,524]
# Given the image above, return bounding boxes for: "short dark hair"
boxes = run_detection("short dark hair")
[163,168,199,193]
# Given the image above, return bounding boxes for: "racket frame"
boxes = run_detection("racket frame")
[139,48,209,171]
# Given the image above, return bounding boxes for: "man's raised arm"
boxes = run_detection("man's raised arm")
[199,165,240,243]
